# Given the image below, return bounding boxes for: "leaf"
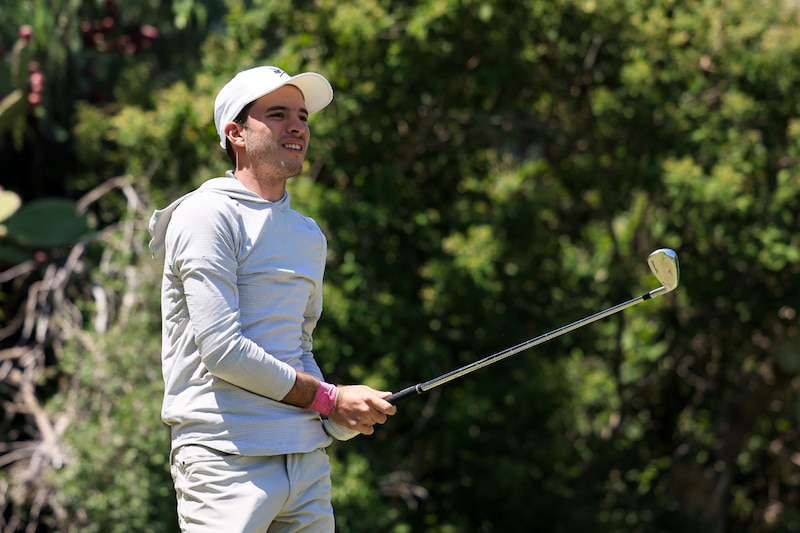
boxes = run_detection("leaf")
[0,239,32,264]
[0,189,22,222]
[4,198,90,248]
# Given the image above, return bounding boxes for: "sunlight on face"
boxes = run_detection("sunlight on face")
[243,85,310,180]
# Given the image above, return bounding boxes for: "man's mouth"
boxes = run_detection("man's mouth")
[283,143,303,152]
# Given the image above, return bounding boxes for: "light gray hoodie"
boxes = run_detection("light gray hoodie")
[149,173,332,455]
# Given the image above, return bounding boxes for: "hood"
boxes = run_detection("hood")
[148,175,279,262]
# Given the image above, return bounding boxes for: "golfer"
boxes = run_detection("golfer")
[149,66,397,532]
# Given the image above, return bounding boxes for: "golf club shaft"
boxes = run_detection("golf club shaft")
[387,286,668,405]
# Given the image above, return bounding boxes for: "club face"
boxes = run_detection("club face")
[647,248,680,292]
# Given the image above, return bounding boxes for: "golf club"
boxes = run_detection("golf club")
[386,248,680,405]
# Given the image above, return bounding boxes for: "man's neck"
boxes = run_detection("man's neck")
[233,168,287,202]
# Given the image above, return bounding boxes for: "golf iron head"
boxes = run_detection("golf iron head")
[647,248,680,293]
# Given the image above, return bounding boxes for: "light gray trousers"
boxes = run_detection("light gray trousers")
[171,445,335,532]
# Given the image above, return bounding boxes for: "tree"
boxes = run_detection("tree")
[2,0,800,531]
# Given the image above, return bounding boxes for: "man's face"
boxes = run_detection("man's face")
[242,84,310,179]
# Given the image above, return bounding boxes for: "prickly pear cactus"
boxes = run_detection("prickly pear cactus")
[0,189,21,223]
[0,26,33,147]
[0,189,27,264]
[3,198,89,248]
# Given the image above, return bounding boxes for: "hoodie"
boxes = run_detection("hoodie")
[148,173,332,455]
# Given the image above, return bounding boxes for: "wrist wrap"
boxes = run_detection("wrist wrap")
[309,381,337,416]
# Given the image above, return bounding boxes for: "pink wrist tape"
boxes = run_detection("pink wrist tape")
[310,382,337,416]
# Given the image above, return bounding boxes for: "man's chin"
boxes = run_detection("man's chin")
[258,160,303,180]
[280,158,304,175]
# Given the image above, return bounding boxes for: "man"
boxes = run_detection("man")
[148,66,397,532]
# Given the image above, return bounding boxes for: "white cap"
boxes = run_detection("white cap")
[213,66,333,148]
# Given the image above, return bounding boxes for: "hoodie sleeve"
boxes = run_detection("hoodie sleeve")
[164,192,297,401]
[299,258,324,382]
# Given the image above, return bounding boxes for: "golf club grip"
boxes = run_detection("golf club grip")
[386,385,422,405]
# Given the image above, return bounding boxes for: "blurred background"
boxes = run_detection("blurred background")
[1,0,799,531]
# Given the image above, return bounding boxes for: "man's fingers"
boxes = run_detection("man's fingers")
[370,393,398,415]
[377,391,399,414]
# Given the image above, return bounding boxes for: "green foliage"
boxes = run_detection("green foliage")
[0,195,90,265]
[2,198,90,248]
[0,32,33,148]
[49,260,176,532]
[3,0,800,531]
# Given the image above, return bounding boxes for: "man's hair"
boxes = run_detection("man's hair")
[224,101,255,167]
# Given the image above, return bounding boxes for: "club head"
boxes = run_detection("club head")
[647,248,680,292]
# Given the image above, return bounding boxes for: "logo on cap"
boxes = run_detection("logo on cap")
[270,67,287,78]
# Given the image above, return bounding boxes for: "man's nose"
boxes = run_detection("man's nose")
[287,115,306,133]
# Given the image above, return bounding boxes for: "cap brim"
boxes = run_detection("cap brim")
[245,72,333,116]
[283,72,333,114]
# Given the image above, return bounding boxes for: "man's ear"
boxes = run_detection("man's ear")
[225,122,246,148]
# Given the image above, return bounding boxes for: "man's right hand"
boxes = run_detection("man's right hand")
[328,385,397,435]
